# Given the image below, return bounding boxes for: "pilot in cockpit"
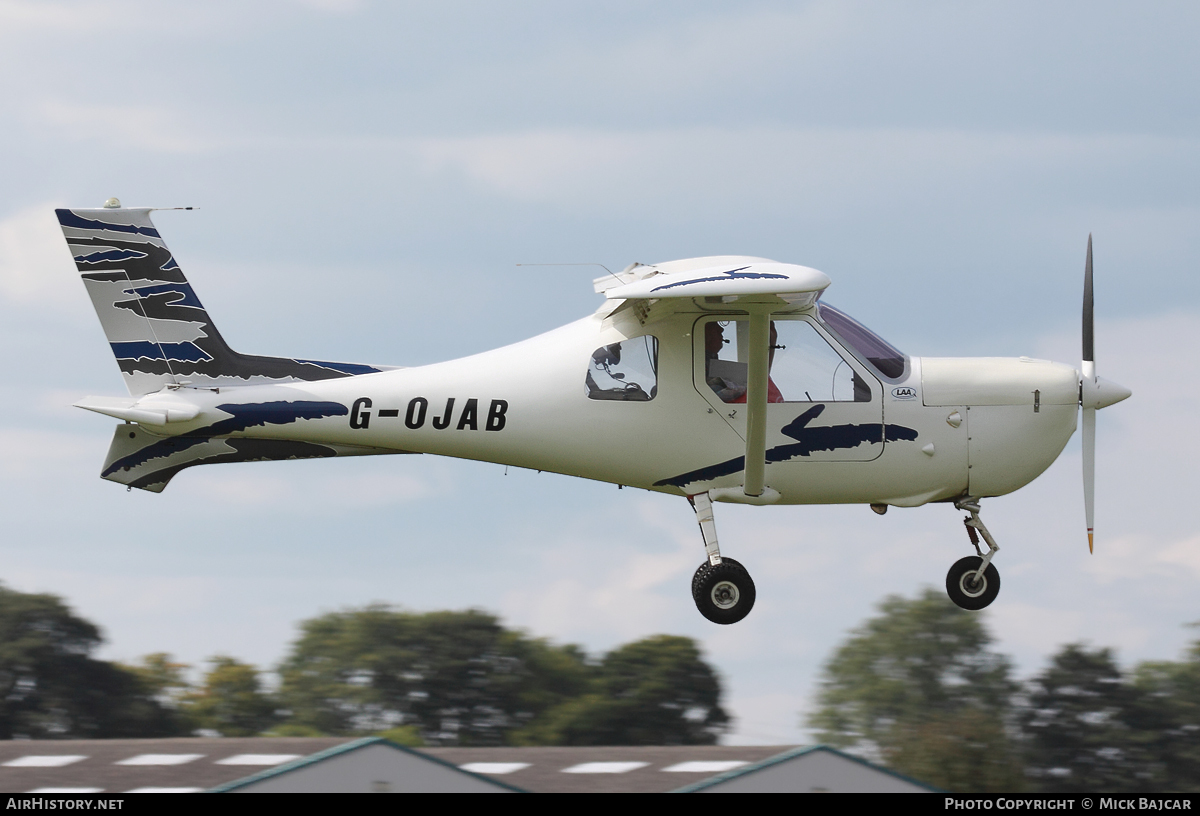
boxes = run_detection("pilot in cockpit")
[705,321,785,404]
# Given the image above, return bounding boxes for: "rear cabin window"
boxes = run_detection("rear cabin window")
[585,336,659,401]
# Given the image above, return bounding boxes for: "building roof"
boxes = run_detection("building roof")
[0,737,355,793]
[0,739,797,793]
[421,745,798,793]
[673,745,940,793]
[213,739,520,793]
[0,739,936,793]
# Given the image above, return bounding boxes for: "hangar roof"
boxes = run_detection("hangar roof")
[0,739,934,793]
[0,736,355,793]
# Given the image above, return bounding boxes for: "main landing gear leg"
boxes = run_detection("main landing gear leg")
[690,491,723,567]
[688,492,756,625]
[946,498,1001,610]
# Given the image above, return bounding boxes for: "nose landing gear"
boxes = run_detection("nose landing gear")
[688,493,756,624]
[946,556,1000,610]
[946,498,1001,610]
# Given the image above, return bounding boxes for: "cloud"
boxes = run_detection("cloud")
[0,428,97,480]
[289,0,363,12]
[1064,532,1200,594]
[410,126,1198,222]
[35,100,216,154]
[0,203,78,304]
[724,691,811,746]
[498,552,694,646]
[0,0,128,31]
[0,1,220,45]
[415,131,641,202]
[4,567,218,618]
[988,603,1089,660]
[1155,535,1200,579]
[184,459,437,511]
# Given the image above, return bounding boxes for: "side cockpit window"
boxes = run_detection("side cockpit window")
[585,336,659,401]
[702,317,871,403]
[772,320,871,402]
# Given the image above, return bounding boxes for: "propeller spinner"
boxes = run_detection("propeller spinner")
[1079,235,1132,553]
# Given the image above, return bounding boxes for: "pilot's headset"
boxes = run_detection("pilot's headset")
[592,344,622,370]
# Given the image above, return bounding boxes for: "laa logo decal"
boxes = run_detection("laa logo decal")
[891,386,917,400]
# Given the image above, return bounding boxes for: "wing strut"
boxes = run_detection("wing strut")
[742,308,771,498]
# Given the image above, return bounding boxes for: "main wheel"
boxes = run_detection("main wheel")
[693,560,756,624]
[946,556,1000,610]
[692,558,745,601]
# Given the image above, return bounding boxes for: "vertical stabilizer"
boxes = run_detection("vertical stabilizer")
[57,205,389,395]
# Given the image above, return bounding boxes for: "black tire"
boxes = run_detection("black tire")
[692,562,708,601]
[692,558,745,601]
[693,560,756,624]
[946,556,1000,611]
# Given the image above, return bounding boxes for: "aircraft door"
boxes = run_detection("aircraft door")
[694,315,885,463]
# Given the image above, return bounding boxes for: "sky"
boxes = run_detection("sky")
[0,0,1198,745]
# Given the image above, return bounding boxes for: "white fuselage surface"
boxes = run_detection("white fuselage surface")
[125,304,1079,509]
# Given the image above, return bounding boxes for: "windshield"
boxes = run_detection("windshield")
[818,303,907,379]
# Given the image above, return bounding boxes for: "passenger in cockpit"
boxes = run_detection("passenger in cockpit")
[705,322,746,402]
[705,321,785,403]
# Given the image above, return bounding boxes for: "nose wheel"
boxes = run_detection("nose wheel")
[946,499,1002,610]
[688,493,757,624]
[946,556,1000,610]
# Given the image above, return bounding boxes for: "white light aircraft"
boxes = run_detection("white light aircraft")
[59,200,1131,624]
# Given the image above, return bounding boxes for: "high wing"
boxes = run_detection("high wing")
[597,256,834,503]
[597,256,831,305]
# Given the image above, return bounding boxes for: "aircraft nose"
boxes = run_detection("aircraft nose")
[1093,377,1132,409]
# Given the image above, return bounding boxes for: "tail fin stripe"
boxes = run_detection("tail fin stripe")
[58,209,161,238]
[115,266,181,384]
[81,270,134,283]
[111,341,213,364]
[74,248,149,264]
[293,359,383,376]
[122,282,204,309]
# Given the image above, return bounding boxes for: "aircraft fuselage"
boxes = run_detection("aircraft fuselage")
[121,307,1078,508]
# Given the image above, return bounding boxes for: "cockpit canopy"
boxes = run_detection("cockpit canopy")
[818,303,907,380]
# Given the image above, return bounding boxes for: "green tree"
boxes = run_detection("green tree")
[123,653,192,705]
[120,653,196,734]
[185,656,278,736]
[515,634,728,745]
[1132,635,1200,791]
[1023,644,1161,792]
[278,607,591,745]
[807,589,1022,791]
[0,585,179,738]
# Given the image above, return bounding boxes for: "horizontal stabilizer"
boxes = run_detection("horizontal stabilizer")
[101,424,413,493]
[75,395,200,426]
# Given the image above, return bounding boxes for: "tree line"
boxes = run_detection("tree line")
[0,585,727,746]
[6,582,1199,792]
[808,589,1200,792]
